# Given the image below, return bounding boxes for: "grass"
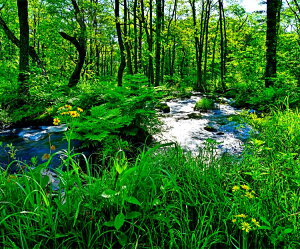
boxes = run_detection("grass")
[0,108,300,248]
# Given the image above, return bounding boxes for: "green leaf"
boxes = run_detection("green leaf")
[126,211,142,219]
[114,213,125,230]
[117,232,128,246]
[103,221,114,227]
[283,228,293,234]
[260,217,271,227]
[101,189,118,198]
[259,225,271,230]
[125,196,141,206]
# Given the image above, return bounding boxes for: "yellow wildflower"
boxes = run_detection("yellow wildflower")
[232,219,237,223]
[77,107,83,112]
[69,111,80,118]
[50,145,56,151]
[65,104,72,110]
[61,112,68,115]
[58,106,64,110]
[251,218,261,227]
[53,118,61,125]
[42,153,51,161]
[235,214,247,218]
[232,185,240,192]
[245,192,255,199]
[241,184,250,191]
[241,222,251,233]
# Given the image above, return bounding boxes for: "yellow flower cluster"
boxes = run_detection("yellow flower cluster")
[53,105,84,125]
[232,184,256,199]
[232,214,261,233]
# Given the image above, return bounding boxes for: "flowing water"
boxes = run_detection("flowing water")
[1,95,251,173]
[154,94,252,155]
[0,125,81,171]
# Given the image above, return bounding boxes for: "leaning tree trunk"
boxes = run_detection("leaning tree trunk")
[59,0,86,87]
[17,0,30,87]
[0,14,46,75]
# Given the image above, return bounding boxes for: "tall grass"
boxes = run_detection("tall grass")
[1,109,299,248]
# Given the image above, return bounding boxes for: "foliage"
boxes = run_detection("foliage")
[194,98,216,111]
[1,109,300,248]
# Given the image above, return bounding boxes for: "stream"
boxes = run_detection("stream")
[154,94,252,155]
[0,125,81,172]
[0,94,252,173]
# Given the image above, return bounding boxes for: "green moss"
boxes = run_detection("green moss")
[194,98,216,112]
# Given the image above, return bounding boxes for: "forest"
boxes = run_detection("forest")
[0,0,299,248]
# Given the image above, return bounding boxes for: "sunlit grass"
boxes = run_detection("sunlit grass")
[1,109,300,248]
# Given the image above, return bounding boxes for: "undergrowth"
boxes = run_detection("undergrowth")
[1,108,299,248]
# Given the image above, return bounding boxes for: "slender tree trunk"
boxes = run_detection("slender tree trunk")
[149,0,154,85]
[124,0,133,74]
[133,0,138,73]
[265,0,282,87]
[141,0,154,85]
[190,0,204,91]
[155,0,163,86]
[138,15,143,72]
[17,0,30,85]
[218,0,226,91]
[115,0,126,86]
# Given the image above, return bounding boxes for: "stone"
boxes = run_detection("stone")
[156,102,170,113]
[187,113,202,119]
[204,126,218,132]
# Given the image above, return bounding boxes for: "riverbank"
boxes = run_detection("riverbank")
[1,107,299,248]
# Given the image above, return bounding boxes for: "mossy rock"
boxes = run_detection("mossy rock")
[187,113,202,119]
[156,102,170,113]
[194,98,216,112]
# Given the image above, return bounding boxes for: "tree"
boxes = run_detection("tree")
[17,0,30,87]
[155,0,164,86]
[265,0,282,87]
[59,0,87,87]
[115,0,126,86]
[0,13,46,74]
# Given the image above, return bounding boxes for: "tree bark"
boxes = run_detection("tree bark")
[17,0,30,85]
[155,0,163,86]
[218,0,226,91]
[59,0,87,87]
[133,0,138,73]
[265,0,282,87]
[115,0,126,86]
[124,0,133,74]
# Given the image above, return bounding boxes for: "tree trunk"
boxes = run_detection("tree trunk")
[133,0,138,73]
[265,0,282,87]
[124,0,133,74]
[115,0,126,86]
[0,15,46,74]
[218,0,226,91]
[17,0,30,85]
[155,0,163,86]
[59,0,86,87]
